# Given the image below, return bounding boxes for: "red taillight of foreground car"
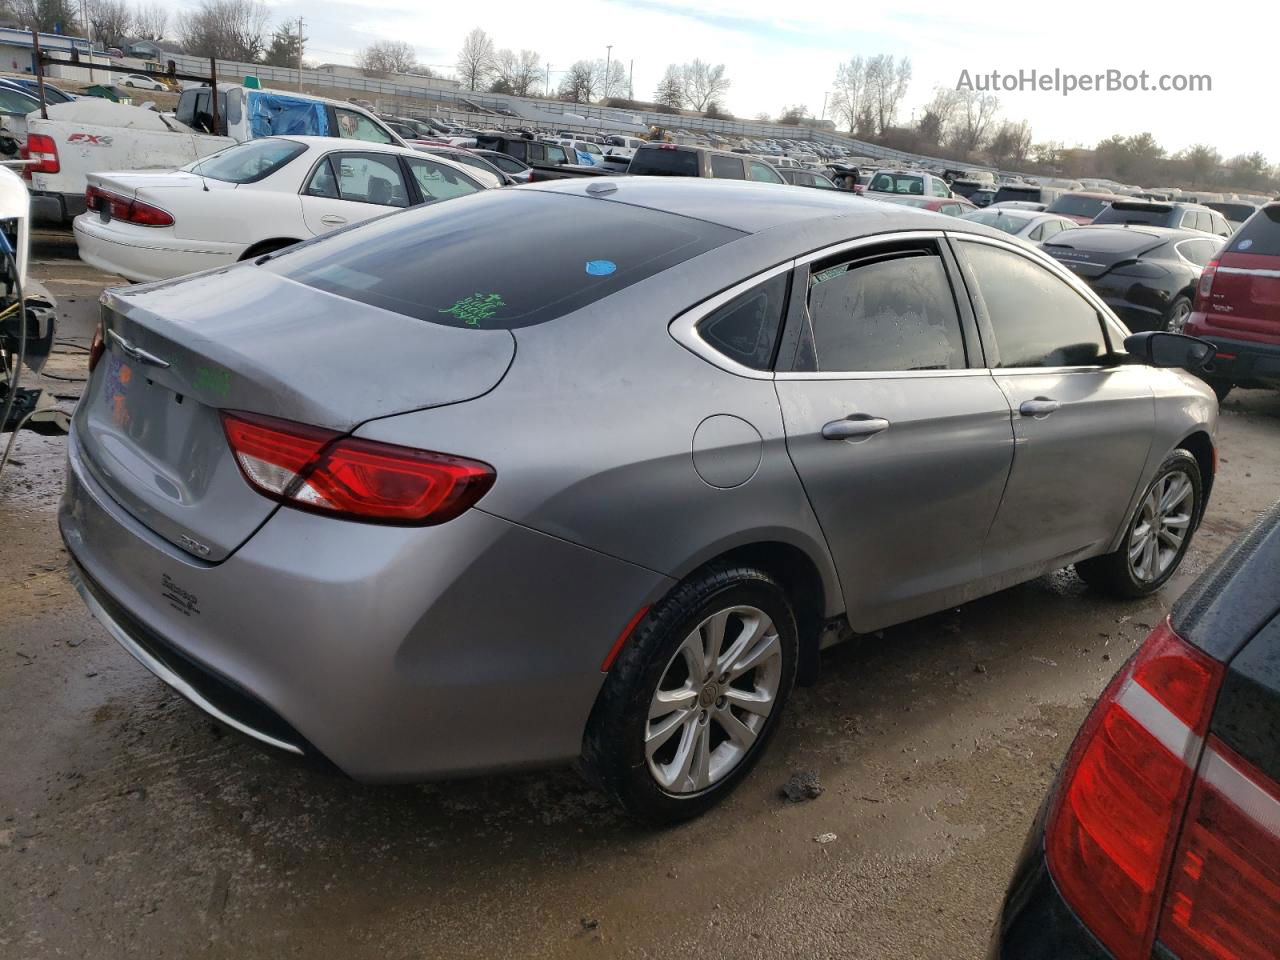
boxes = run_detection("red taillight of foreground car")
[1044,620,1225,960]
[21,133,59,176]
[1157,737,1280,960]
[1196,259,1219,305]
[85,186,174,227]
[220,410,495,525]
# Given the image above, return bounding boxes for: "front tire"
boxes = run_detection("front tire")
[582,566,798,823]
[1075,450,1202,598]
[1163,295,1193,334]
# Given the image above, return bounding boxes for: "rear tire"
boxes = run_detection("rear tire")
[582,566,798,823]
[1163,295,1193,334]
[1076,450,1202,598]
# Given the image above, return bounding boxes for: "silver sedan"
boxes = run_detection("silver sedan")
[61,179,1218,821]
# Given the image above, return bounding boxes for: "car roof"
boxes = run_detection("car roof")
[522,176,1004,237]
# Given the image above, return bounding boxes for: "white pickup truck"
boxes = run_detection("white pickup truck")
[24,85,406,224]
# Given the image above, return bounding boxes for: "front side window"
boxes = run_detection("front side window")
[696,272,789,370]
[710,154,746,180]
[931,178,950,197]
[748,161,783,184]
[310,153,409,207]
[333,108,395,144]
[804,249,966,372]
[545,144,570,165]
[958,241,1108,368]
[406,158,482,202]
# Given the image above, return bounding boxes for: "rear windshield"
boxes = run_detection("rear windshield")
[1093,203,1169,226]
[993,186,1042,203]
[266,190,743,328]
[1044,227,1164,253]
[1227,205,1280,256]
[1208,202,1258,224]
[869,173,924,195]
[630,147,700,176]
[186,138,306,183]
[1048,195,1112,218]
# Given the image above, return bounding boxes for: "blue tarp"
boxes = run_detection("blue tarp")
[247,92,329,138]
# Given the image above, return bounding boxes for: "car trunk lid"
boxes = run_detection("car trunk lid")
[1043,226,1167,279]
[75,267,515,561]
[87,170,227,201]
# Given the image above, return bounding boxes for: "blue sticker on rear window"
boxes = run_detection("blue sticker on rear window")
[1238,239,1253,250]
[585,260,617,276]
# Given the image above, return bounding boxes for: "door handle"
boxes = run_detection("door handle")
[1019,398,1061,418]
[822,416,890,441]
[320,214,347,225]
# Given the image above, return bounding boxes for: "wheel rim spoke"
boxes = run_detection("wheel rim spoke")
[715,610,766,678]
[646,708,692,759]
[1129,470,1195,582]
[649,685,697,719]
[716,707,758,749]
[727,631,781,682]
[723,687,773,717]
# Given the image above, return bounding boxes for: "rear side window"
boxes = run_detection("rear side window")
[709,154,745,180]
[630,147,700,176]
[696,273,789,370]
[959,241,1107,368]
[804,249,966,372]
[189,138,306,184]
[268,190,743,328]
[1228,206,1280,256]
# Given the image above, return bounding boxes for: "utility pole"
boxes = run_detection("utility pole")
[820,92,828,121]
[628,59,633,100]
[604,44,612,100]
[545,62,551,97]
[296,16,304,91]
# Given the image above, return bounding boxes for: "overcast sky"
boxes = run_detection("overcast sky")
[194,0,1272,160]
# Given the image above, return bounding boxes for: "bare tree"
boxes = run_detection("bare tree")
[177,0,270,62]
[1181,144,1222,185]
[654,64,685,111]
[357,39,417,77]
[600,58,627,101]
[829,57,865,133]
[865,54,911,135]
[493,48,542,97]
[952,89,999,154]
[681,59,729,112]
[916,86,961,146]
[558,59,599,103]
[456,27,496,92]
[11,0,80,33]
[85,0,132,49]
[133,3,169,41]
[988,120,1032,166]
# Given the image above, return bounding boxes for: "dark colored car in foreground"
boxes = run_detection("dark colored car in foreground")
[1043,226,1221,333]
[1186,203,1280,400]
[1093,200,1233,238]
[991,501,1280,960]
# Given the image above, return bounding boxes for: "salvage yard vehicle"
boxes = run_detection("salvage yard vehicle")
[871,194,976,217]
[1205,199,1260,230]
[1042,226,1221,334]
[865,169,953,199]
[73,136,492,282]
[628,143,785,183]
[1092,199,1232,237]
[992,502,1280,960]
[778,168,838,189]
[62,179,1219,822]
[473,133,610,181]
[23,86,406,224]
[960,207,1078,244]
[1186,202,1280,400]
[1045,191,1116,224]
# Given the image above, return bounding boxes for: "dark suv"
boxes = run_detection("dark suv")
[1093,199,1232,237]
[1185,203,1280,399]
[628,144,785,184]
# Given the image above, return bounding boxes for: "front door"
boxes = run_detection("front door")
[776,238,1015,632]
[951,238,1155,581]
[300,151,411,237]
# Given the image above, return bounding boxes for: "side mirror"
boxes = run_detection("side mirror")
[1123,331,1215,372]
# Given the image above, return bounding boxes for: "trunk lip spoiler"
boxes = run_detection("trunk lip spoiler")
[107,328,170,368]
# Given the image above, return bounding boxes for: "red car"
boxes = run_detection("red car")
[871,194,977,217]
[1185,203,1280,400]
[1045,191,1118,224]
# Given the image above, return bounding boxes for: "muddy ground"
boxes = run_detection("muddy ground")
[2,247,1278,959]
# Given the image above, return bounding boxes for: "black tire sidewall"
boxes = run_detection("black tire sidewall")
[583,568,798,823]
[1115,451,1202,594]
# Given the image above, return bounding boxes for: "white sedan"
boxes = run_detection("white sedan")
[958,207,1078,245]
[118,74,167,91]
[73,136,498,283]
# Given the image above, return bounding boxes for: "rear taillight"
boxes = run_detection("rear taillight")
[88,324,105,372]
[22,133,59,175]
[220,411,495,525]
[1045,620,1225,960]
[1157,737,1280,959]
[85,185,174,227]
[1197,259,1218,304]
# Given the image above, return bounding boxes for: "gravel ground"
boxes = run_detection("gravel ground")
[2,247,1278,959]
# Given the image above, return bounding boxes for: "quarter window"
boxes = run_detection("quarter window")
[804,249,966,372]
[696,273,789,370]
[959,241,1108,368]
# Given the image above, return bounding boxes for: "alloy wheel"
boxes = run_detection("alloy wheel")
[1166,300,1191,334]
[644,605,782,795]
[1128,471,1195,582]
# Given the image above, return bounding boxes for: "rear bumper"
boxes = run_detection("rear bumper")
[1185,321,1280,386]
[73,213,241,283]
[30,189,86,225]
[60,426,672,780]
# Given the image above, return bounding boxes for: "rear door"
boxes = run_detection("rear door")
[775,235,1015,631]
[299,150,411,236]
[1203,206,1280,339]
[952,236,1154,579]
